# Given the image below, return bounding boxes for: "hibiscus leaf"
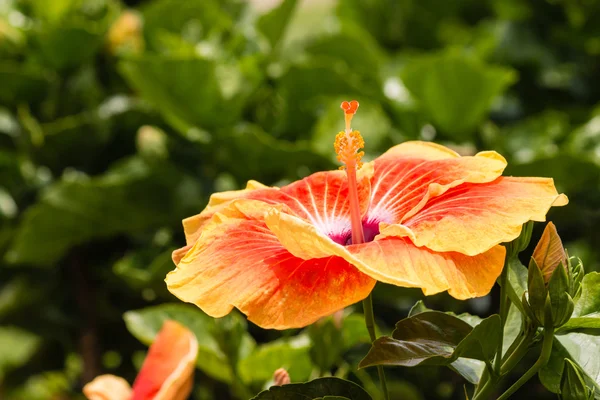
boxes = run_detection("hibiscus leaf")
[238,335,313,384]
[250,377,372,400]
[358,311,501,368]
[539,333,600,398]
[4,157,201,267]
[257,0,298,49]
[401,51,516,138]
[559,272,600,331]
[505,257,529,315]
[123,303,255,384]
[0,326,41,378]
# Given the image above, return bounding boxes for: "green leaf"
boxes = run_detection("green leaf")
[34,21,108,70]
[308,313,373,372]
[449,358,485,385]
[141,0,232,51]
[238,335,313,384]
[5,158,201,266]
[113,248,175,290]
[340,314,371,350]
[560,272,600,330]
[257,0,298,49]
[119,56,260,135]
[561,359,595,400]
[123,303,255,383]
[0,326,41,378]
[0,63,52,106]
[358,312,501,368]
[215,124,331,183]
[540,334,600,397]
[401,51,516,138]
[506,257,528,315]
[251,377,372,400]
[29,0,78,22]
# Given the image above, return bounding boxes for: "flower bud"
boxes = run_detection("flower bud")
[560,359,595,400]
[532,222,567,284]
[522,223,581,328]
[273,368,291,386]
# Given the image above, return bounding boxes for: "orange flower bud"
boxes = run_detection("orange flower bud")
[532,222,567,284]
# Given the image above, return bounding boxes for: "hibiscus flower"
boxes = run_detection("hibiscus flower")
[83,320,198,400]
[166,101,567,329]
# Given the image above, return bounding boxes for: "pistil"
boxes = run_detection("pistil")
[335,100,365,245]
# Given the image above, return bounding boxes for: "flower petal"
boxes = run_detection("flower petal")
[264,208,505,299]
[83,375,132,400]
[391,177,568,255]
[345,238,507,299]
[377,140,462,161]
[131,320,198,400]
[368,142,506,224]
[183,180,273,244]
[166,200,375,329]
[182,167,373,245]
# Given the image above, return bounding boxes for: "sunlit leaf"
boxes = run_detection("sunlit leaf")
[238,335,313,384]
[5,158,201,266]
[559,272,600,330]
[401,51,516,138]
[0,326,41,378]
[124,303,255,383]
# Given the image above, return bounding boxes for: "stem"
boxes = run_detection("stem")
[496,327,554,400]
[500,326,536,375]
[494,259,511,375]
[363,294,389,400]
[70,253,100,384]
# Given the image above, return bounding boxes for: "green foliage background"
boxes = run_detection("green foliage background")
[1,0,600,398]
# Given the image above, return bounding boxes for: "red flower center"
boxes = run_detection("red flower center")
[328,219,382,246]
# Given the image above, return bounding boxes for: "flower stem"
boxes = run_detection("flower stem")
[500,324,536,375]
[496,327,554,400]
[494,258,511,375]
[363,294,389,400]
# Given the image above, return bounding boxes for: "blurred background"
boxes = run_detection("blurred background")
[1,0,599,398]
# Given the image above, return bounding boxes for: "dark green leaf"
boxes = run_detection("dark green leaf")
[0,63,52,106]
[34,21,107,70]
[359,312,501,368]
[251,377,372,400]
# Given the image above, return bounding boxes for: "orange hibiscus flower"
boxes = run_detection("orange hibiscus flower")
[166,101,567,329]
[83,320,198,400]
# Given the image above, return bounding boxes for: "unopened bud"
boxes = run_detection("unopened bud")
[273,368,290,386]
[532,222,567,284]
[523,222,581,328]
